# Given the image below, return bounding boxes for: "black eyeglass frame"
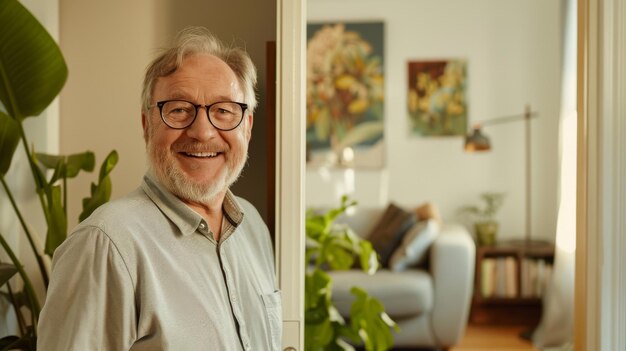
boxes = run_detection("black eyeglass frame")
[155,99,248,131]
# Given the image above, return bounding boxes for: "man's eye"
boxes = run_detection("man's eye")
[217,108,235,114]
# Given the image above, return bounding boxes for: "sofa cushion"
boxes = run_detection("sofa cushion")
[366,203,417,268]
[329,269,433,319]
[389,219,440,271]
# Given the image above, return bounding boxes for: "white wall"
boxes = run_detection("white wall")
[59,0,276,227]
[306,0,562,243]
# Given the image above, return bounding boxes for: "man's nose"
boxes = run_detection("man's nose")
[186,107,218,140]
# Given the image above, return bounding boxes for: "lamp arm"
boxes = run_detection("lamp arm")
[478,111,539,127]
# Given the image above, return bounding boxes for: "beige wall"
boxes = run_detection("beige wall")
[60,0,276,227]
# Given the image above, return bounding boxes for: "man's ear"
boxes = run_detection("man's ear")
[142,111,149,142]
[245,114,253,142]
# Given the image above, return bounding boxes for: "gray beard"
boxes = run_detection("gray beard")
[146,139,247,205]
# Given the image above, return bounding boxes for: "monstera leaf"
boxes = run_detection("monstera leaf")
[0,0,68,120]
[305,197,397,350]
[349,287,399,351]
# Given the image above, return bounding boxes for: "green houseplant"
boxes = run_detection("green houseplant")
[0,0,117,348]
[459,192,505,245]
[305,196,398,351]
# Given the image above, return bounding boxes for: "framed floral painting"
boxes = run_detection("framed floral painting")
[407,60,468,136]
[306,21,385,168]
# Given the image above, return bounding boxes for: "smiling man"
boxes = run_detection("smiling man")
[38,27,281,350]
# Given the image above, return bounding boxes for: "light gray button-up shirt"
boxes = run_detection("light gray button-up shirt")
[38,174,282,350]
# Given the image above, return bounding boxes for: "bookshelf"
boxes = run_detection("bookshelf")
[470,241,555,325]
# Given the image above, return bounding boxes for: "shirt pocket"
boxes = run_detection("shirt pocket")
[261,290,282,351]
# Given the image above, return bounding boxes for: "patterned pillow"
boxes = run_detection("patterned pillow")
[365,203,417,268]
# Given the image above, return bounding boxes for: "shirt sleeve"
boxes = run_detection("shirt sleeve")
[37,226,136,350]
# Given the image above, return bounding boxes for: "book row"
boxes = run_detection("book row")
[480,256,553,299]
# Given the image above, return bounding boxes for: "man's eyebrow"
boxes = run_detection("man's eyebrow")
[164,92,239,103]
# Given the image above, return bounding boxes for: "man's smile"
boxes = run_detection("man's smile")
[181,151,220,158]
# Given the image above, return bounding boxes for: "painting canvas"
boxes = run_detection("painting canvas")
[407,60,467,136]
[306,21,385,168]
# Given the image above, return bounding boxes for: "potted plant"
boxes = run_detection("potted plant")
[459,192,505,245]
[305,196,398,351]
[0,1,117,348]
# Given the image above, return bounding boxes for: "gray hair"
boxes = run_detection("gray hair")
[141,27,257,115]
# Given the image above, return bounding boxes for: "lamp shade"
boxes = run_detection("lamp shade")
[464,128,491,152]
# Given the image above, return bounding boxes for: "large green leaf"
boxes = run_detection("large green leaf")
[98,150,118,180]
[79,150,118,222]
[318,236,355,270]
[358,241,379,275]
[0,0,68,120]
[349,287,399,351]
[29,150,47,192]
[0,111,19,175]
[44,185,67,256]
[304,318,334,351]
[67,152,95,178]
[305,269,332,312]
[33,153,63,170]
[35,151,95,184]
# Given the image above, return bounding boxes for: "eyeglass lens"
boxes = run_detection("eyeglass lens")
[160,100,244,130]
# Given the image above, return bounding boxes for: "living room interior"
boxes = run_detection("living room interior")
[306,0,561,253]
[305,0,573,349]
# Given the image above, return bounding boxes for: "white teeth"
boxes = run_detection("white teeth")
[185,152,218,157]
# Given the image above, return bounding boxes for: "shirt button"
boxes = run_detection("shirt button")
[199,222,206,230]
[231,294,238,302]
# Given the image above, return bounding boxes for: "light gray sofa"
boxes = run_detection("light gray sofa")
[329,208,476,350]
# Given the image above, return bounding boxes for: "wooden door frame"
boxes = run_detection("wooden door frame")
[576,0,626,350]
[276,0,305,349]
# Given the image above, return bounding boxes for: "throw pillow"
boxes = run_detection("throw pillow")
[366,203,417,268]
[415,202,442,224]
[388,219,440,272]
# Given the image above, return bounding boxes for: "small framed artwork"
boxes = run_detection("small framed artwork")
[306,21,385,168]
[407,59,467,137]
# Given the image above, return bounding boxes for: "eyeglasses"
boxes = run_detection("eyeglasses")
[155,100,248,131]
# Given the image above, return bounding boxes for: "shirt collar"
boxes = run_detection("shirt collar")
[223,189,244,227]
[141,173,244,237]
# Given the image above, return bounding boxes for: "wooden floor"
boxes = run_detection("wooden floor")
[388,324,538,351]
[451,324,538,351]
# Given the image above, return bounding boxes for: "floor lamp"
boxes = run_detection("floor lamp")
[464,104,545,247]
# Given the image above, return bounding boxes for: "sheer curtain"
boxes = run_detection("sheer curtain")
[531,0,577,347]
